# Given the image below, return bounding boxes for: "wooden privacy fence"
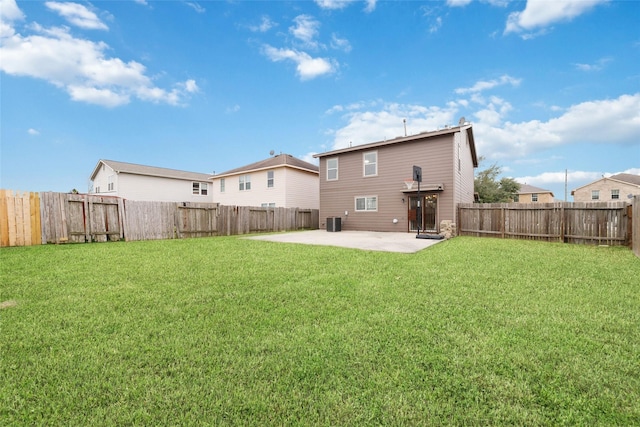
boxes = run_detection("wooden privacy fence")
[0,191,319,247]
[458,202,631,246]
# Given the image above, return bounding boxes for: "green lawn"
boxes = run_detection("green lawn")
[1,236,639,425]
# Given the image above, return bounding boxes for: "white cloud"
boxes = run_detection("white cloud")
[185,2,205,14]
[315,0,354,10]
[474,93,640,160]
[314,0,376,12]
[329,102,458,150]
[290,15,320,46]
[505,0,607,37]
[428,16,442,33]
[301,152,319,165]
[0,0,24,21]
[27,128,40,135]
[262,45,336,80]
[226,104,240,113]
[446,0,472,6]
[0,5,197,107]
[181,79,199,93]
[363,0,377,13]
[455,74,521,94]
[45,2,108,30]
[250,16,276,33]
[331,33,351,52]
[574,57,612,72]
[68,84,130,107]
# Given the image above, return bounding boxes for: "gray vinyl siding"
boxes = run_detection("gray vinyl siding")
[318,134,458,232]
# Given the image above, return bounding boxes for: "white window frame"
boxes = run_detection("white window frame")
[355,196,377,212]
[107,175,114,191]
[267,170,274,188]
[239,175,251,191]
[261,203,276,208]
[327,158,338,181]
[531,193,538,202]
[611,189,619,200]
[193,182,208,195]
[220,178,225,193]
[592,190,600,200]
[363,151,377,177]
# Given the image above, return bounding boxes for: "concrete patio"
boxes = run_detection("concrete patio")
[245,229,444,253]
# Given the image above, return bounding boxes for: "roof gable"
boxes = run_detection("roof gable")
[313,124,478,167]
[213,154,319,178]
[90,159,212,182]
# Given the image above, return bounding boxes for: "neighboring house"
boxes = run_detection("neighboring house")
[516,184,555,203]
[313,124,478,233]
[571,173,640,202]
[210,154,319,209]
[90,159,213,202]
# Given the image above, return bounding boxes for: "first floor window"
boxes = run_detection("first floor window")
[261,203,276,208]
[267,171,274,188]
[611,189,619,200]
[592,190,600,200]
[239,175,251,191]
[193,182,208,195]
[355,196,377,212]
[220,178,225,193]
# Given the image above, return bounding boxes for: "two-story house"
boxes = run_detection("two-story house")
[516,184,555,203]
[90,159,213,202]
[571,173,640,202]
[313,124,478,233]
[210,154,319,209]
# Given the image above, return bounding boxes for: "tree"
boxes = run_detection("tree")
[474,158,520,203]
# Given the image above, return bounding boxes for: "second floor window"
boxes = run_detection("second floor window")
[220,178,225,193]
[107,175,114,191]
[592,190,599,200]
[239,175,251,191]
[327,158,338,180]
[611,189,619,199]
[267,171,274,188]
[364,151,377,176]
[531,193,538,202]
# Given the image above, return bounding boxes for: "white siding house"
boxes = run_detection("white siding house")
[211,154,319,209]
[90,159,214,202]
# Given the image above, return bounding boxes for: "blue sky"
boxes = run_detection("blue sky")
[1,0,638,200]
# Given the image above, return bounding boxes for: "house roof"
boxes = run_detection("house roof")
[90,159,212,182]
[518,184,554,196]
[571,173,640,193]
[212,154,319,178]
[609,173,640,186]
[313,124,479,167]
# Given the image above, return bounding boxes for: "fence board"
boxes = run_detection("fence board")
[0,190,9,247]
